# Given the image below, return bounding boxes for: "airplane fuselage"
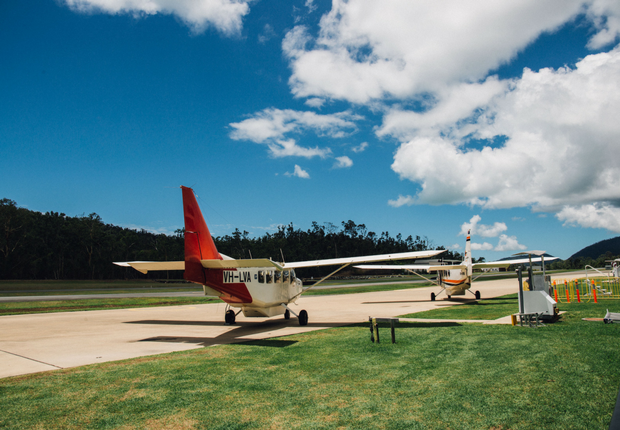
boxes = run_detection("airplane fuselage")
[440,268,471,296]
[199,267,303,317]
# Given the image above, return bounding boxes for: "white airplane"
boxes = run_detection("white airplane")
[115,186,444,325]
[355,231,558,301]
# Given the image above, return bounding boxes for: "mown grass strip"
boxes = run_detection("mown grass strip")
[0,297,220,316]
[402,294,521,320]
[0,279,195,292]
[2,299,619,429]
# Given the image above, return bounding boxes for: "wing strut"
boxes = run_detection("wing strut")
[402,268,442,287]
[290,262,353,301]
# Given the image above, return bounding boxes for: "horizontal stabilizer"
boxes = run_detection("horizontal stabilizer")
[113,261,185,274]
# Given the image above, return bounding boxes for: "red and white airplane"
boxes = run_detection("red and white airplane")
[355,231,557,301]
[115,186,444,325]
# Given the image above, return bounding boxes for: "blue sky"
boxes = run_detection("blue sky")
[2,0,620,261]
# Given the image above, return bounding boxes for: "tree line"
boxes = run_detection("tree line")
[0,199,459,280]
[547,253,619,271]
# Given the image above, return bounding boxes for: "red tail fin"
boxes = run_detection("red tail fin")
[181,186,222,284]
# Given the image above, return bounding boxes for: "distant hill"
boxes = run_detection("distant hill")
[570,236,620,259]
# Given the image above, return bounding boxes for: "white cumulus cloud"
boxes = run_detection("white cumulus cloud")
[229,108,360,159]
[352,142,368,153]
[283,0,595,104]
[279,1,620,231]
[62,0,251,35]
[472,242,494,251]
[285,165,311,179]
[389,46,620,230]
[495,234,527,252]
[460,215,508,238]
[556,203,620,232]
[230,108,359,143]
[333,156,353,169]
[268,139,331,159]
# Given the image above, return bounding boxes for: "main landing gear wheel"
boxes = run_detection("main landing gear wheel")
[475,290,481,300]
[430,292,436,301]
[298,310,308,326]
[284,309,290,320]
[447,295,452,300]
[225,310,236,325]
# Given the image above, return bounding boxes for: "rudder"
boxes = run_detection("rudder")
[181,186,222,284]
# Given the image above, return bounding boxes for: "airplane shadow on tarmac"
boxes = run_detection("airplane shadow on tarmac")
[126,318,347,348]
[126,317,463,348]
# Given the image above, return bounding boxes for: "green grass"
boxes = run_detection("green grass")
[1,299,619,429]
[402,293,618,322]
[0,279,195,292]
[402,294,520,320]
[0,296,220,316]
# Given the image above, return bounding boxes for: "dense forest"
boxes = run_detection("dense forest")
[0,198,458,280]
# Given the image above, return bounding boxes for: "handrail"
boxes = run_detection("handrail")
[585,265,611,282]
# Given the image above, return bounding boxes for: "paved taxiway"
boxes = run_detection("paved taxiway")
[1,273,582,379]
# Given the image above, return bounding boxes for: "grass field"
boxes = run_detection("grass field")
[1,295,619,429]
[0,279,198,292]
[402,294,521,320]
[0,296,220,316]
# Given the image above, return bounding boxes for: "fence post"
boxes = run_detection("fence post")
[565,280,570,303]
[373,318,380,344]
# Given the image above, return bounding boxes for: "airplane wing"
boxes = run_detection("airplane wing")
[485,256,559,265]
[282,249,445,269]
[113,261,185,274]
[115,250,444,274]
[354,264,433,271]
[355,263,466,272]
[355,262,511,272]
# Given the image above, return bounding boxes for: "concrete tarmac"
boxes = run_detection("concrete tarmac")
[1,275,568,379]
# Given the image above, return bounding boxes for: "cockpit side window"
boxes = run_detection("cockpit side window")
[258,271,265,283]
[283,270,289,283]
[275,271,281,283]
[266,271,273,283]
